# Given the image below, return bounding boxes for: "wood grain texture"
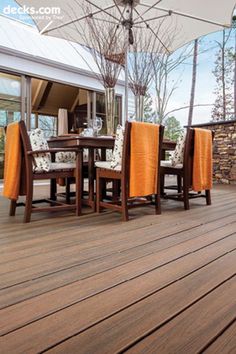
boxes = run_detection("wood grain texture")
[126,276,236,354]
[0,184,235,354]
[203,320,236,353]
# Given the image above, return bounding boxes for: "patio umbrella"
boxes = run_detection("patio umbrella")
[16,0,236,119]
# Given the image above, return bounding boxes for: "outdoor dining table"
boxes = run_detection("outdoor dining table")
[48,134,176,211]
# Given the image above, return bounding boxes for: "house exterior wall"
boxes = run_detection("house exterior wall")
[192,120,236,184]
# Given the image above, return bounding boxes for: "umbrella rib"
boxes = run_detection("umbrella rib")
[85,0,120,22]
[113,0,125,21]
[92,17,120,25]
[42,4,116,34]
[134,0,163,23]
[141,3,231,28]
[135,13,170,26]
[133,8,170,53]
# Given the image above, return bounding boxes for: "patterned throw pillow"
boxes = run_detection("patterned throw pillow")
[110,125,124,170]
[56,151,76,163]
[56,149,88,163]
[29,129,51,172]
[170,133,186,167]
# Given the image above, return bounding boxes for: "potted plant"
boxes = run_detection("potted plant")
[81,12,125,135]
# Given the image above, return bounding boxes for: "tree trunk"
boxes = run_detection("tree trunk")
[234,30,236,117]
[188,39,198,126]
[222,30,226,120]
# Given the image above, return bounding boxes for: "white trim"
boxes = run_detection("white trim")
[0,45,125,87]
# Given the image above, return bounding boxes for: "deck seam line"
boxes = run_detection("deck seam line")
[41,273,236,354]
[1,212,236,290]
[117,274,236,354]
[2,247,236,339]
[0,222,235,304]
[0,195,235,245]
[198,316,236,353]
[1,230,235,312]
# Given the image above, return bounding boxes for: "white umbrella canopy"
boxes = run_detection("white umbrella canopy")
[15,0,236,120]
[15,0,236,52]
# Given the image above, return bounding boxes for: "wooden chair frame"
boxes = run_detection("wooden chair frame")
[96,122,164,221]
[160,128,213,210]
[9,121,82,222]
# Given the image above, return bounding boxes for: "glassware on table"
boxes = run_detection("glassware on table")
[93,117,103,136]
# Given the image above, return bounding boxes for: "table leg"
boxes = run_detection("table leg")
[76,149,83,216]
[88,147,96,211]
[101,149,106,161]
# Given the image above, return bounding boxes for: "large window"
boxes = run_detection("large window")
[0,72,21,127]
[31,113,57,138]
[0,72,22,179]
[38,115,57,138]
[96,92,121,134]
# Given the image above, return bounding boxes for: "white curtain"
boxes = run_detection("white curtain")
[58,108,68,136]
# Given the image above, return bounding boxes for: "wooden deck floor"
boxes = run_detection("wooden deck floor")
[0,184,236,354]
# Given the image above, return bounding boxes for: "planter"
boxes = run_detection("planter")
[105,87,115,136]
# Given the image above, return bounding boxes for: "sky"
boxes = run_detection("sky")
[0,0,34,24]
[164,33,227,127]
[0,0,235,127]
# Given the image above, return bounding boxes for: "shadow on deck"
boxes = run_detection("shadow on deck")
[0,184,236,353]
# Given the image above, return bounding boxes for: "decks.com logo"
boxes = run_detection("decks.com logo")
[3,5,62,20]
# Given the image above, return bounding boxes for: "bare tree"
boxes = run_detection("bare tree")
[128,28,162,120]
[67,6,126,134]
[212,29,234,121]
[81,16,125,89]
[188,39,198,126]
[152,42,193,124]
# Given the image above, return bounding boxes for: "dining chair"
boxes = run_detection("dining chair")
[96,121,164,221]
[160,128,214,210]
[3,121,81,222]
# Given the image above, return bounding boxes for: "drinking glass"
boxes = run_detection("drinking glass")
[93,117,103,136]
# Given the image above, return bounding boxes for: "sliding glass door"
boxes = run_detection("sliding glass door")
[0,72,23,179]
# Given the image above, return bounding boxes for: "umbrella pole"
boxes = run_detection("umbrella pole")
[125,37,129,121]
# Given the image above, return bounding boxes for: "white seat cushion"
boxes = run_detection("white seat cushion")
[95,161,121,171]
[170,133,186,167]
[95,125,124,172]
[29,129,51,172]
[110,125,124,169]
[161,160,183,169]
[106,149,113,161]
[50,162,76,170]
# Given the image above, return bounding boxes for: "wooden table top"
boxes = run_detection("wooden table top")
[48,135,115,149]
[48,135,176,150]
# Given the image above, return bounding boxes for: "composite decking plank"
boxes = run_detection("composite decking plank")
[0,185,235,353]
[0,246,236,353]
[2,199,236,263]
[125,276,236,354]
[1,197,236,276]
[44,254,236,354]
[202,319,236,353]
[1,209,236,291]
[1,215,236,310]
[0,189,234,247]
[1,231,236,336]
[0,213,235,310]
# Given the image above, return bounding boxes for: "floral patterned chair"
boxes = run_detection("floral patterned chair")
[160,128,213,210]
[8,122,81,222]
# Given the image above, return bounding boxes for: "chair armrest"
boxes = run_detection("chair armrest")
[27,148,79,155]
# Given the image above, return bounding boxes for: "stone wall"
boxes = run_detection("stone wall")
[192,120,236,184]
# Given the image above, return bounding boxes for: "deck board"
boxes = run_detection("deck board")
[0,184,235,353]
[203,320,236,353]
